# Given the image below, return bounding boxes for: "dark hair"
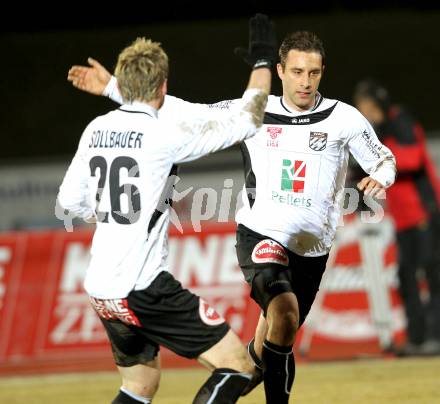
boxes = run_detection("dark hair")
[279,31,325,68]
[353,79,391,112]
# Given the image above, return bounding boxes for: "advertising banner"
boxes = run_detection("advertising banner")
[0,218,404,375]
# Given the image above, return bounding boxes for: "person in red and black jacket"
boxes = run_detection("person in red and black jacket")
[354,79,440,356]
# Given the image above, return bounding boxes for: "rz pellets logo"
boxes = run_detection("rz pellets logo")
[281,159,306,193]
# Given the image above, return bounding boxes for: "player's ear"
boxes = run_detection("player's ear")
[276,63,284,80]
[161,79,168,96]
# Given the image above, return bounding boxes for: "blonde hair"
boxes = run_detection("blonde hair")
[115,37,168,103]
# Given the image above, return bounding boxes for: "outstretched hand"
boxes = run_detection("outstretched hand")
[357,176,386,198]
[67,58,111,95]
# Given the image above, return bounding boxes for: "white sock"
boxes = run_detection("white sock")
[120,386,151,403]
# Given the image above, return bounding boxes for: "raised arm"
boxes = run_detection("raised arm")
[67,14,275,104]
[68,57,112,96]
[237,13,275,95]
[172,14,276,162]
[173,88,269,163]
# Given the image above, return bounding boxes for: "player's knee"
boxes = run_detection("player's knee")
[118,361,161,398]
[269,307,299,338]
[199,330,255,374]
[232,353,257,375]
[122,380,159,399]
[268,294,299,334]
[280,309,299,334]
[216,342,255,374]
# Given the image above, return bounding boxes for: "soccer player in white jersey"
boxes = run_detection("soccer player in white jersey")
[67,30,396,404]
[59,15,276,404]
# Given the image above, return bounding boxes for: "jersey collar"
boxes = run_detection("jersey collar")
[280,92,324,114]
[119,101,158,118]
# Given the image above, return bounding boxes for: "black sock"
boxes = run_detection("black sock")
[262,339,295,404]
[248,338,263,369]
[111,389,150,404]
[240,338,264,396]
[192,368,252,404]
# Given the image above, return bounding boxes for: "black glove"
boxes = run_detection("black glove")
[234,13,277,70]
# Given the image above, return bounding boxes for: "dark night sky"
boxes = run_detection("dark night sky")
[2,2,440,161]
[3,1,436,33]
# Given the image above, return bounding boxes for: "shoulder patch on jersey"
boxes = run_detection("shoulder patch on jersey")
[251,239,289,266]
[199,298,225,326]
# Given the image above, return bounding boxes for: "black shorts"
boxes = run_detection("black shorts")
[90,271,229,367]
[235,224,328,324]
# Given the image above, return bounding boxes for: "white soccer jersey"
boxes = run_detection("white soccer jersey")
[58,89,267,298]
[105,80,396,258]
[235,95,395,256]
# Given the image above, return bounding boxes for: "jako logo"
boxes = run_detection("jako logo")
[281,159,306,192]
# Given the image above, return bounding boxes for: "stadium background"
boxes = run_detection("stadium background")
[1,2,440,403]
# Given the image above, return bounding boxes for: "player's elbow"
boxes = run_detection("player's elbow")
[57,190,73,212]
[56,188,82,216]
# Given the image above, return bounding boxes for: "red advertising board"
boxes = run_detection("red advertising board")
[0,218,405,376]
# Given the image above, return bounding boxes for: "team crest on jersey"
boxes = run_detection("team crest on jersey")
[199,299,225,326]
[266,126,282,147]
[309,131,328,151]
[251,239,289,266]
